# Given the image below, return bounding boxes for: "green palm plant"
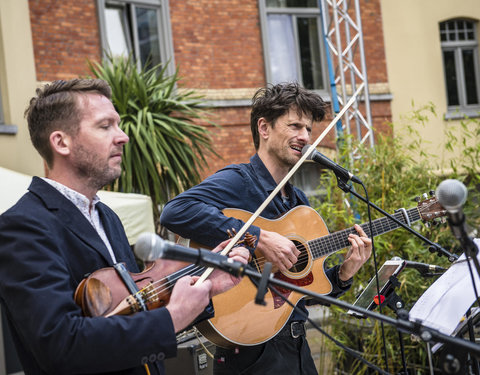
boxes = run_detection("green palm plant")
[88,55,218,222]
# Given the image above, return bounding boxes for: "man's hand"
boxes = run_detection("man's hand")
[166,240,249,332]
[339,224,372,281]
[256,229,300,272]
[166,276,212,332]
[209,240,250,296]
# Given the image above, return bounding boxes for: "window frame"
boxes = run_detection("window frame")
[96,0,175,75]
[0,82,17,135]
[440,19,480,119]
[258,0,328,96]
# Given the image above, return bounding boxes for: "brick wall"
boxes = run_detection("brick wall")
[200,107,255,176]
[28,0,101,81]
[27,0,391,181]
[359,0,388,84]
[170,0,265,89]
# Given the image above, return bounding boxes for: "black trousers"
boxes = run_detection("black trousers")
[213,322,317,375]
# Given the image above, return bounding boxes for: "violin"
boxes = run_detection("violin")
[74,259,204,317]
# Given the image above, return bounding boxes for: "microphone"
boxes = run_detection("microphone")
[436,179,467,232]
[301,145,361,184]
[404,260,446,275]
[134,233,246,277]
[436,179,477,252]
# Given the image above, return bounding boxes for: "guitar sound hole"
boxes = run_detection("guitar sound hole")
[289,240,309,273]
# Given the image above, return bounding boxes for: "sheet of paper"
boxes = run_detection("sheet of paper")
[409,239,480,338]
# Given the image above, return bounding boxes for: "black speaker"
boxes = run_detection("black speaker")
[164,335,214,375]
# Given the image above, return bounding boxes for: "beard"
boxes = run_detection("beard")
[269,143,299,170]
[71,143,122,190]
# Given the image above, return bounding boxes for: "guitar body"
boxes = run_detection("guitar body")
[196,205,332,348]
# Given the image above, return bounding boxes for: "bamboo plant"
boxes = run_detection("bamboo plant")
[313,104,480,374]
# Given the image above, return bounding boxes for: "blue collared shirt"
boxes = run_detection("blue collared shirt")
[161,154,349,320]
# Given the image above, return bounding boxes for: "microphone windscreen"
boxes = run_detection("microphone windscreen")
[134,232,164,261]
[436,179,467,212]
[301,145,314,160]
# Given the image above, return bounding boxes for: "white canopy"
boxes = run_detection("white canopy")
[0,167,155,245]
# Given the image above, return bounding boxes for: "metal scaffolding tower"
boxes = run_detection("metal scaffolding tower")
[320,0,375,154]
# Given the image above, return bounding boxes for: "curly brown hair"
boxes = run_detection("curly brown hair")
[250,82,328,150]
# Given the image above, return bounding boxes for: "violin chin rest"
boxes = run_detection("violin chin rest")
[83,277,113,317]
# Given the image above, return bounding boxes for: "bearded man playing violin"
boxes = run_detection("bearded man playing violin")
[0,79,249,375]
[160,82,372,375]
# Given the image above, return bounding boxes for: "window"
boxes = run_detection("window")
[259,0,327,92]
[0,82,17,135]
[97,0,174,73]
[440,19,480,118]
[0,88,5,124]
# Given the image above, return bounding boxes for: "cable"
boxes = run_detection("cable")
[357,180,390,373]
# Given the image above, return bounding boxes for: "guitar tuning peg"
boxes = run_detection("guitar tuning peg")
[424,222,431,229]
[422,193,429,200]
[429,190,436,197]
[414,196,421,202]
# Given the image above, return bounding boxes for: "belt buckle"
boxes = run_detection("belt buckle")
[290,322,302,339]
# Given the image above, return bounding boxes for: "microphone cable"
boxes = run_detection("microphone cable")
[356,179,391,374]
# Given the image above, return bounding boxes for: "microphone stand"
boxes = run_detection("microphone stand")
[335,179,458,262]
[451,217,480,281]
[232,262,480,370]
[466,307,480,375]
[373,274,410,375]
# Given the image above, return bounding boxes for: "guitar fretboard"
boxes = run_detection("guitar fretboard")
[308,207,421,259]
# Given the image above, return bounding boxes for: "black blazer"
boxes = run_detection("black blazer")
[0,177,177,375]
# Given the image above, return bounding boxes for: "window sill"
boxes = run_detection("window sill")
[444,108,480,120]
[0,124,18,134]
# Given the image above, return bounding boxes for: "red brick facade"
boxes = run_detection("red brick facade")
[170,0,265,89]
[29,0,102,81]
[27,0,391,179]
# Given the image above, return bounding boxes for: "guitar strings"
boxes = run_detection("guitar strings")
[129,199,437,308]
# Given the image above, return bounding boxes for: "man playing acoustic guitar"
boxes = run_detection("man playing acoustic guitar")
[0,79,249,375]
[160,82,372,375]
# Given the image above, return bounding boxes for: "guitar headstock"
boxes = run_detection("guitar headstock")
[416,194,447,222]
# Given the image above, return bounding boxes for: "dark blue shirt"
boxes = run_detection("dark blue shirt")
[161,154,349,320]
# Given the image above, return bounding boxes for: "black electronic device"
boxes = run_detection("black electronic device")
[348,259,406,318]
[164,334,214,375]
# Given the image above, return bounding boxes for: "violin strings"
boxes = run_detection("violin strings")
[134,264,205,302]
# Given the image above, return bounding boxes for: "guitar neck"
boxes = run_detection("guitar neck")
[308,206,421,259]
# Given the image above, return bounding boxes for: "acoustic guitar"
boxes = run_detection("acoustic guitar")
[194,196,445,348]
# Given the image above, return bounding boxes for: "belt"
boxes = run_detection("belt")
[277,321,306,339]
